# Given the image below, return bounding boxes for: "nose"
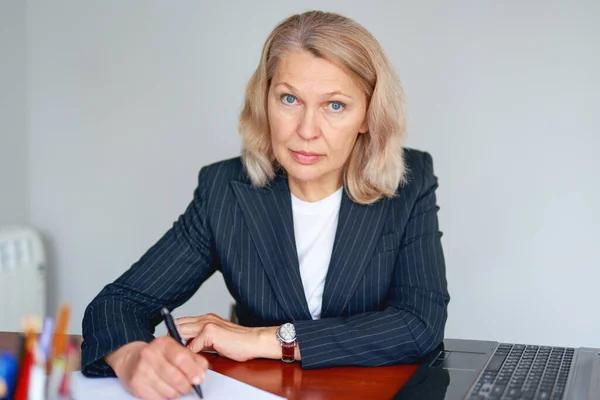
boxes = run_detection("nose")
[296,109,320,140]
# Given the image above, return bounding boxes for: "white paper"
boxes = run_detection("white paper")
[71,370,286,400]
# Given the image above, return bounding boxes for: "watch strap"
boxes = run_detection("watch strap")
[281,339,296,363]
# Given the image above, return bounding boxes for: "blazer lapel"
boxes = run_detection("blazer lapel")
[230,174,312,322]
[320,191,390,318]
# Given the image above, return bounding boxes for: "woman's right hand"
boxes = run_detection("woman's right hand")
[104,336,209,400]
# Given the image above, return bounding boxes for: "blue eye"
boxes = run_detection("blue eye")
[282,94,296,105]
[329,101,344,111]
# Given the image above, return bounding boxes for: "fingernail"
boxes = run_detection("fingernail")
[192,376,202,385]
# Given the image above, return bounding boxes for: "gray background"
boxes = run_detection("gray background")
[0,0,28,226]
[1,0,598,346]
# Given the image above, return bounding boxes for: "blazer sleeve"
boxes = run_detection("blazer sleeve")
[81,167,218,377]
[294,151,450,369]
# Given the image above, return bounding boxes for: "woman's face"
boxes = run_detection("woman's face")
[267,50,368,190]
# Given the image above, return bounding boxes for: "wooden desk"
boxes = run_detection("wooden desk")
[0,331,418,399]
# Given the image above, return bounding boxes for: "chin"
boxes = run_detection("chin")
[281,161,323,183]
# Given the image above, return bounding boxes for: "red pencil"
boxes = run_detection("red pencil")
[58,341,78,397]
[12,331,36,400]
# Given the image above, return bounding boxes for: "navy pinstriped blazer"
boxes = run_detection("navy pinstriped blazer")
[81,148,450,376]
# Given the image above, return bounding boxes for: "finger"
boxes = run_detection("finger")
[178,318,245,339]
[185,317,245,332]
[176,316,202,324]
[178,313,225,326]
[177,322,208,339]
[153,354,192,397]
[207,314,249,330]
[177,315,219,329]
[130,384,164,400]
[206,313,239,327]
[142,337,193,397]
[192,352,210,381]
[129,363,176,400]
[165,344,209,385]
[187,337,216,354]
[188,329,214,354]
[149,367,184,400]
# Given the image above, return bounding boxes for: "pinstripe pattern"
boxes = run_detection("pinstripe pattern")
[81,148,450,375]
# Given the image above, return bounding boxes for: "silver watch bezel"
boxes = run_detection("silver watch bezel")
[276,322,297,344]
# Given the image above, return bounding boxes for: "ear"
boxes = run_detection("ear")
[359,118,369,134]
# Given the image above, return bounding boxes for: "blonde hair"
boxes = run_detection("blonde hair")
[238,10,406,205]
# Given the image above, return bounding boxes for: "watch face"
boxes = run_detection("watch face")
[279,323,296,342]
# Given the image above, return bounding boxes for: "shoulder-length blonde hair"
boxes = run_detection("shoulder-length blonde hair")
[238,10,406,205]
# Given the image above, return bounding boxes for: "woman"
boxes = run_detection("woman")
[82,10,450,400]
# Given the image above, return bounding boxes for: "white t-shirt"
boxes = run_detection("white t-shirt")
[291,187,343,320]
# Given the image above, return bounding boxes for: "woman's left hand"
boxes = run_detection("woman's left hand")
[176,314,279,362]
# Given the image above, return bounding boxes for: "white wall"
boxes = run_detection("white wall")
[26,0,599,347]
[0,0,28,226]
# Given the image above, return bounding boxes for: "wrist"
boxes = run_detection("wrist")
[105,341,147,376]
[256,327,281,360]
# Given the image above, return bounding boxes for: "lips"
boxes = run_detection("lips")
[289,149,324,165]
[293,150,323,157]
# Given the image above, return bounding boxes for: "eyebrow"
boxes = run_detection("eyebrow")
[274,82,353,99]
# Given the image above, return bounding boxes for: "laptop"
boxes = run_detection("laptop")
[394,339,600,399]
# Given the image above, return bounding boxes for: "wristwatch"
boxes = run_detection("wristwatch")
[276,323,297,363]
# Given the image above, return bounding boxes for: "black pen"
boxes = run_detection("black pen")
[161,307,204,399]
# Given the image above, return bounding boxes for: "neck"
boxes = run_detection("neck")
[288,175,343,203]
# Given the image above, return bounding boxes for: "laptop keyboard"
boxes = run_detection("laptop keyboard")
[468,343,575,400]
